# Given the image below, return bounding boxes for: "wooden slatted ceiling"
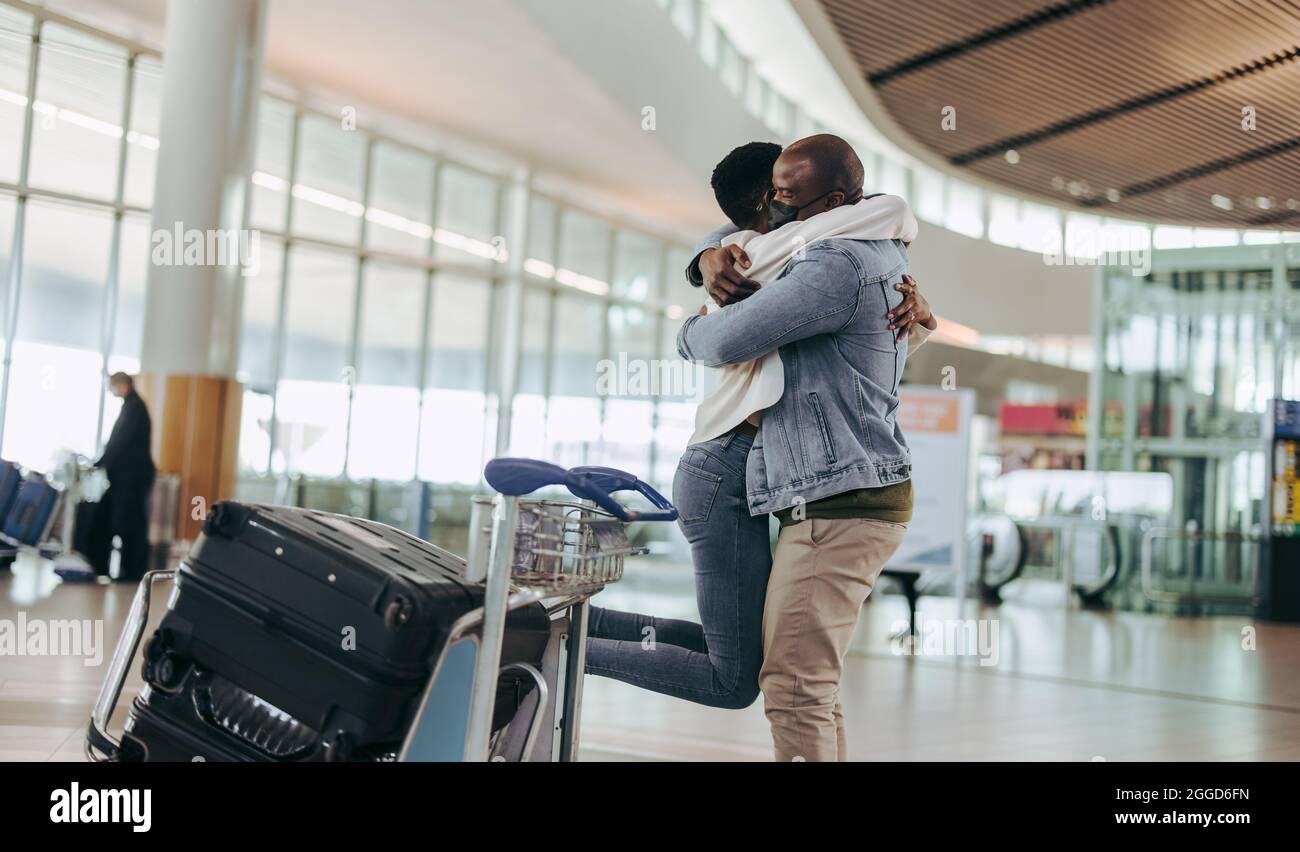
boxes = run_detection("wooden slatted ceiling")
[820,0,1300,229]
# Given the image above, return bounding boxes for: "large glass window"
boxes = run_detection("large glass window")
[661,245,699,319]
[97,214,151,449]
[0,192,14,436]
[123,56,161,209]
[1019,202,1062,255]
[1065,213,1104,260]
[654,247,704,488]
[0,14,165,474]
[275,245,357,476]
[366,141,434,258]
[0,7,709,551]
[434,164,500,270]
[944,181,984,239]
[716,34,746,97]
[602,302,656,472]
[3,200,111,469]
[106,214,150,374]
[612,230,660,301]
[525,195,558,273]
[235,238,284,475]
[879,157,909,198]
[0,7,32,184]
[913,164,946,224]
[547,292,604,467]
[557,209,610,295]
[236,240,283,392]
[987,194,1021,247]
[290,112,366,244]
[418,274,492,484]
[510,285,550,458]
[225,104,693,497]
[348,262,425,480]
[669,0,699,41]
[250,96,295,231]
[27,23,127,202]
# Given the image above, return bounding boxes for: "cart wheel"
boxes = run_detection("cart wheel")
[325,731,354,762]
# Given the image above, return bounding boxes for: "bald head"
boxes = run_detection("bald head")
[769,134,865,224]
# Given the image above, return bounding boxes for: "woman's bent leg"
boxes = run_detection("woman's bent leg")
[584,434,771,709]
[587,605,706,653]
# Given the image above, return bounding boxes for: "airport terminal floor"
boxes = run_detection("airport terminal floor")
[5,552,1300,763]
[1,0,1299,834]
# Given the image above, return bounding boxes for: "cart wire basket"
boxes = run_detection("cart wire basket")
[509,498,644,594]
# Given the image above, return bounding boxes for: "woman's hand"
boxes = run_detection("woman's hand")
[888,274,936,342]
[699,245,760,306]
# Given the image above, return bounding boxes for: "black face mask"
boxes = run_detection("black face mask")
[767,188,861,229]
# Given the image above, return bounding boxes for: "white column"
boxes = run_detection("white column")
[140,0,267,377]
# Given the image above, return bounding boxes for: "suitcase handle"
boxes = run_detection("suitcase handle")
[86,568,176,761]
[565,466,678,523]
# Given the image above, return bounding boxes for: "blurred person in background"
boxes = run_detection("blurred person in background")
[87,372,156,582]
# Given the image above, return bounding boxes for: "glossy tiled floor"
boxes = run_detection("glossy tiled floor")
[4,553,1299,762]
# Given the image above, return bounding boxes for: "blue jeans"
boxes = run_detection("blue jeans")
[585,431,772,709]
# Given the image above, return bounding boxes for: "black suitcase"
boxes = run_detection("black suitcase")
[1,475,59,546]
[123,669,331,762]
[120,665,540,762]
[126,501,550,761]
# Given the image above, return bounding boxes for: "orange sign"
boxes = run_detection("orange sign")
[897,392,960,434]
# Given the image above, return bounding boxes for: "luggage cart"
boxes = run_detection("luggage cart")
[87,458,675,763]
[399,459,677,761]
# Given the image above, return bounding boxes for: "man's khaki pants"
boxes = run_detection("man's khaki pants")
[759,517,906,762]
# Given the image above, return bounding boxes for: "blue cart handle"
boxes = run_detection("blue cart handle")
[483,458,568,496]
[484,458,678,523]
[566,465,678,523]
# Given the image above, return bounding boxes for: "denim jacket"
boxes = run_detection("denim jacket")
[677,227,912,515]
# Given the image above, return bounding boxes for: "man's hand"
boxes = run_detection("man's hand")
[699,245,760,306]
[888,274,936,342]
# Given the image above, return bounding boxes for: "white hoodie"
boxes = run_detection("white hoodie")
[688,194,924,446]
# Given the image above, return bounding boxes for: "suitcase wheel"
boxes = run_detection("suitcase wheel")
[383,596,412,632]
[144,649,189,692]
[324,730,354,762]
[143,629,172,661]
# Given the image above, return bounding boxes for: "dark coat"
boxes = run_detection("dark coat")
[96,390,156,489]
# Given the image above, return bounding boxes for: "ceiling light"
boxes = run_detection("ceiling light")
[1004,149,1020,165]
[1256,197,1273,210]
[1211,194,1233,211]
[524,258,555,279]
[1051,176,1065,190]
[1106,188,1121,202]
